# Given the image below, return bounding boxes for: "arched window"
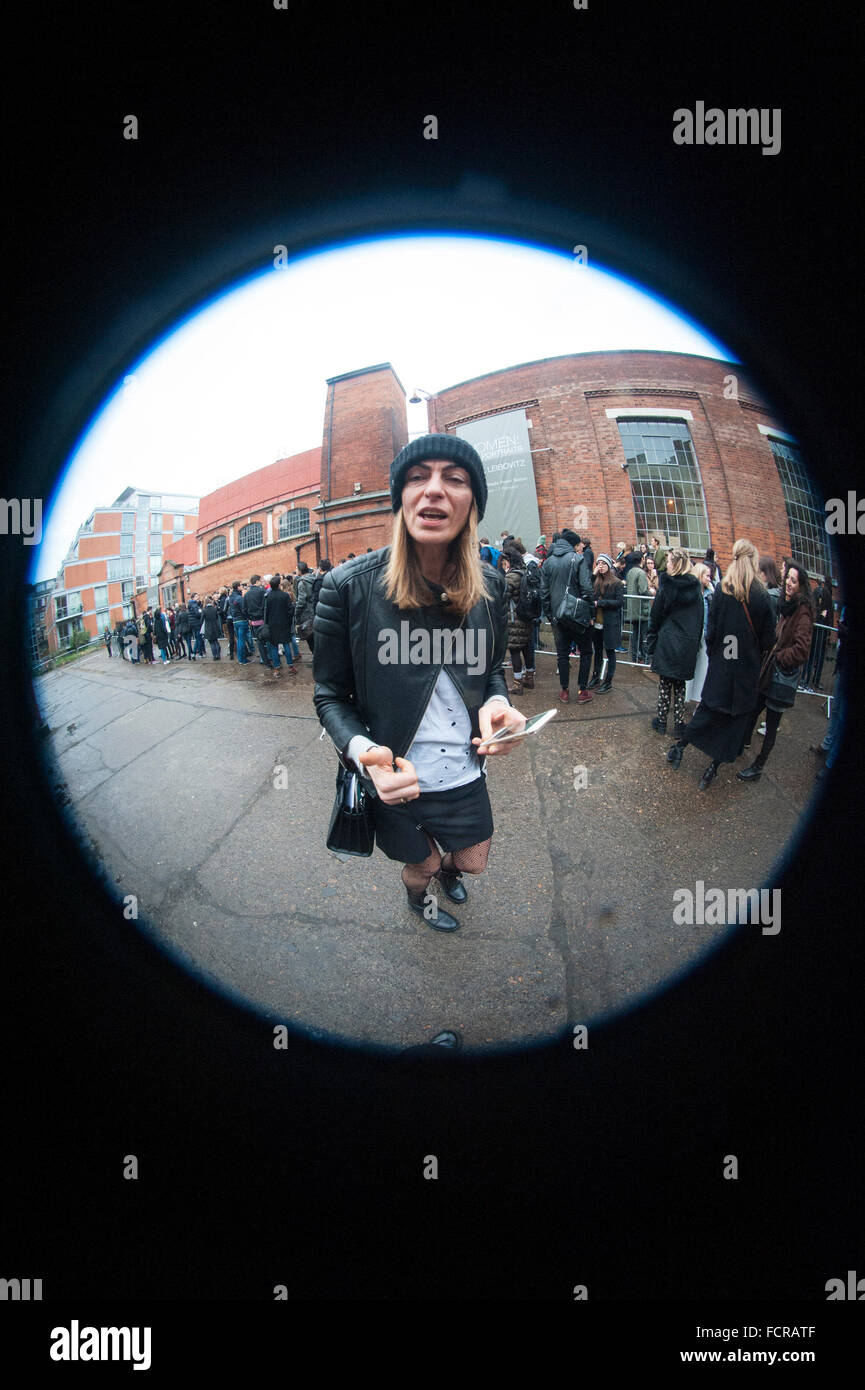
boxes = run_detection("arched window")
[277,507,310,540]
[238,522,263,552]
[618,418,710,552]
[207,535,227,562]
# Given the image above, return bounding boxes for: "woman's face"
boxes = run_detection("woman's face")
[700,570,712,589]
[785,569,800,599]
[597,560,609,575]
[402,459,473,546]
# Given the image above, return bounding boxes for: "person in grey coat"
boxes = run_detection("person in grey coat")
[625,557,650,662]
[540,528,596,703]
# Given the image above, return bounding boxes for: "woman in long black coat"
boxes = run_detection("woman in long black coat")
[202,597,223,659]
[666,538,775,789]
[587,553,625,692]
[263,574,297,674]
[645,548,704,737]
[153,607,171,665]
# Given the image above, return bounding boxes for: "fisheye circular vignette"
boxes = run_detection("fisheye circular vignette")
[26,227,842,1056]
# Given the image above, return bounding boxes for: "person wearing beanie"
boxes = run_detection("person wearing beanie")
[587,554,625,692]
[539,527,596,703]
[314,433,527,934]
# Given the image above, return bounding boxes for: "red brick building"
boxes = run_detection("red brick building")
[159,352,834,606]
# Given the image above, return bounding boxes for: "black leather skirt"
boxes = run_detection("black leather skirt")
[371,774,493,863]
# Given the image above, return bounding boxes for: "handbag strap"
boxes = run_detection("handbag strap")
[742,598,759,646]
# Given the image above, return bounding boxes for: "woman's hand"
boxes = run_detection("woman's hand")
[357,745,420,803]
[473,701,528,756]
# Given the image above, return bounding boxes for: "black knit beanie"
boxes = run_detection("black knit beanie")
[390,433,487,521]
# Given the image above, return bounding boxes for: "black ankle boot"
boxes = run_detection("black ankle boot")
[587,674,602,689]
[737,760,764,782]
[406,887,461,931]
[651,717,667,734]
[666,742,683,767]
[698,762,718,791]
[438,865,467,903]
[597,678,613,693]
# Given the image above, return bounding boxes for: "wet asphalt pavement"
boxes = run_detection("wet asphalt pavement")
[34,637,832,1052]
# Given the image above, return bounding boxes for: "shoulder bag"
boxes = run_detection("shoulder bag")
[554,554,593,634]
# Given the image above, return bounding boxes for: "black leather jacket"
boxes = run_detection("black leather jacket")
[313,548,511,764]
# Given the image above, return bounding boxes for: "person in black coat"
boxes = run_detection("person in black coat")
[202,596,222,659]
[186,595,203,657]
[666,538,775,789]
[587,553,624,692]
[153,607,171,664]
[645,548,703,737]
[263,574,297,676]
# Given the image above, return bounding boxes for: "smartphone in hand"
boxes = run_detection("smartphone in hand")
[482,708,558,746]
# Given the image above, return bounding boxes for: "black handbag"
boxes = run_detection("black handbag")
[767,659,802,708]
[326,751,375,857]
[554,554,593,633]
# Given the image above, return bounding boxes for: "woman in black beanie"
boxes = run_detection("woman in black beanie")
[314,434,528,932]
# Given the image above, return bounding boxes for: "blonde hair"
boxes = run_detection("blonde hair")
[383,501,488,616]
[665,547,692,577]
[721,538,761,603]
[691,562,710,585]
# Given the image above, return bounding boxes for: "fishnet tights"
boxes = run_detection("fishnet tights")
[401,834,492,895]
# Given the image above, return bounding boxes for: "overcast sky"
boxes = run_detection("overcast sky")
[32,233,735,582]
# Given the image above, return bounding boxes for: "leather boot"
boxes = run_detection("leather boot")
[651,717,667,734]
[522,671,534,689]
[587,673,602,689]
[437,865,468,903]
[698,762,718,790]
[406,887,461,932]
[737,760,764,782]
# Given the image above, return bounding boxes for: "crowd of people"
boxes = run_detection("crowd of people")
[477,525,842,789]
[103,560,333,675]
[102,526,843,796]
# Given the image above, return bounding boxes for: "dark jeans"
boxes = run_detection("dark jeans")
[591,627,616,681]
[226,619,235,658]
[250,622,267,662]
[233,620,252,662]
[509,644,532,675]
[552,620,592,691]
[268,642,295,668]
[208,638,221,659]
